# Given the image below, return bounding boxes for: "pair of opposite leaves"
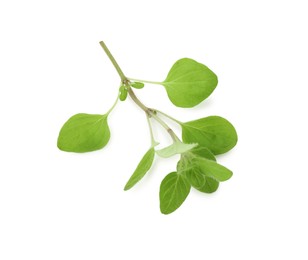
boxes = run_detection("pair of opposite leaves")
[57,58,218,152]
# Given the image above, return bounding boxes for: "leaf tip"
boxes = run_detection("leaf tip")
[160,208,171,215]
[159,205,179,215]
[123,184,131,191]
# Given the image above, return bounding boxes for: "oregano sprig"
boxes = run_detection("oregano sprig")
[57,41,238,214]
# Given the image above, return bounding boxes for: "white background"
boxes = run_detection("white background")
[1,0,307,259]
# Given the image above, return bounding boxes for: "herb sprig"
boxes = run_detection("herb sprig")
[57,41,238,214]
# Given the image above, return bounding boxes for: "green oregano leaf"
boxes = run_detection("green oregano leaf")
[179,158,219,193]
[188,145,216,161]
[162,58,218,108]
[124,148,155,191]
[159,172,191,214]
[194,157,233,182]
[156,141,197,158]
[57,113,110,153]
[131,82,144,89]
[197,177,219,193]
[182,116,237,155]
[184,167,206,189]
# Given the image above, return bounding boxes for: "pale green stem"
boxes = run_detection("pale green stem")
[150,113,180,142]
[106,93,120,115]
[128,77,162,85]
[155,109,183,125]
[146,115,157,147]
[100,41,127,82]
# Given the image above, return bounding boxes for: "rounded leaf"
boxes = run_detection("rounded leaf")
[159,172,191,214]
[57,113,110,153]
[182,116,237,155]
[197,177,219,193]
[185,168,206,189]
[194,157,233,182]
[178,156,220,193]
[163,58,218,107]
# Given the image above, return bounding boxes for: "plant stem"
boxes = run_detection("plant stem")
[127,87,148,112]
[127,88,180,142]
[100,41,126,82]
[106,92,120,115]
[151,113,180,142]
[155,110,183,125]
[128,78,162,85]
[146,115,157,147]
